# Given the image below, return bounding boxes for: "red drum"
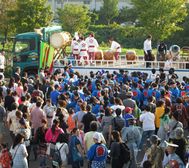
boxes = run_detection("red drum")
[126,51,137,61]
[103,51,114,60]
[95,50,103,60]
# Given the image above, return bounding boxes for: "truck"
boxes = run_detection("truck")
[12,26,71,78]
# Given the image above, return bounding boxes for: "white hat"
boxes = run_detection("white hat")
[93,132,102,143]
[165,141,178,148]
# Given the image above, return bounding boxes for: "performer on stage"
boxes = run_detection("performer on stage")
[71,38,79,60]
[144,35,153,68]
[79,36,89,65]
[85,33,99,64]
[108,38,121,60]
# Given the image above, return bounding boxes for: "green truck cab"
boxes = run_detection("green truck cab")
[12,26,63,77]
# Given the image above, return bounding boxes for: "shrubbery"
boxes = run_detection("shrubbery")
[88,24,146,48]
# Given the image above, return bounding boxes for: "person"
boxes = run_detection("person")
[144,135,164,168]
[144,35,153,68]
[34,119,48,167]
[0,143,12,168]
[0,98,6,143]
[13,67,21,84]
[109,38,121,60]
[167,111,183,141]
[122,116,141,168]
[30,100,46,134]
[0,50,5,73]
[68,128,84,168]
[155,100,165,133]
[139,105,155,149]
[157,107,171,141]
[71,38,80,60]
[157,42,167,61]
[111,108,125,133]
[45,119,64,144]
[43,99,56,128]
[15,118,31,165]
[172,127,186,164]
[81,104,97,133]
[110,131,124,168]
[163,141,185,168]
[54,133,69,168]
[123,107,135,127]
[101,107,113,146]
[85,33,99,64]
[87,132,108,168]
[10,133,28,168]
[78,36,89,65]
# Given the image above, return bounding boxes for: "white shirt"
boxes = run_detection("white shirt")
[79,40,88,57]
[0,54,5,70]
[56,142,69,164]
[110,41,121,52]
[139,111,155,131]
[71,40,80,54]
[85,37,99,52]
[143,39,152,53]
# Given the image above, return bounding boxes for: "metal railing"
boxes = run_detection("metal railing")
[59,56,189,70]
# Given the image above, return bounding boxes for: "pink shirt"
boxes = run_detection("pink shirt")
[31,107,46,133]
[45,127,64,143]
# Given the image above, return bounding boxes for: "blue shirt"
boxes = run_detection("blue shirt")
[123,113,134,127]
[50,90,60,106]
[87,143,108,162]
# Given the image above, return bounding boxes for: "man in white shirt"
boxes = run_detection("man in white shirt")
[109,38,121,60]
[85,33,99,64]
[144,35,153,68]
[0,50,5,72]
[139,105,155,149]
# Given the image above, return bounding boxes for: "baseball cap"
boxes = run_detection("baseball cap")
[125,107,133,113]
[93,132,102,143]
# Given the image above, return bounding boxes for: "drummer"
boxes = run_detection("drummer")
[108,37,121,60]
[71,38,80,60]
[79,36,89,65]
[85,33,99,64]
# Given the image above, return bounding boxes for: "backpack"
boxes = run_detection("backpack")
[52,144,64,167]
[113,118,122,132]
[119,143,131,164]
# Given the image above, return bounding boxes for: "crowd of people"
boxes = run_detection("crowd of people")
[0,63,188,168]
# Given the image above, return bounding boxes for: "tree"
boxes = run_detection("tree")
[0,0,16,45]
[115,7,138,24]
[131,0,187,40]
[57,4,91,34]
[99,0,119,25]
[9,0,53,33]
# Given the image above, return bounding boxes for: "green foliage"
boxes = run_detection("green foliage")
[115,7,138,24]
[88,24,146,48]
[57,4,91,34]
[0,0,16,43]
[168,3,189,46]
[9,0,53,33]
[131,0,187,41]
[99,0,119,24]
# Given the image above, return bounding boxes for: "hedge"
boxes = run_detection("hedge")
[88,24,146,48]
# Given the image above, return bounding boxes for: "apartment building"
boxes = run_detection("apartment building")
[47,0,132,12]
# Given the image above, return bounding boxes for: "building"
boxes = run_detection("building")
[47,0,132,12]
